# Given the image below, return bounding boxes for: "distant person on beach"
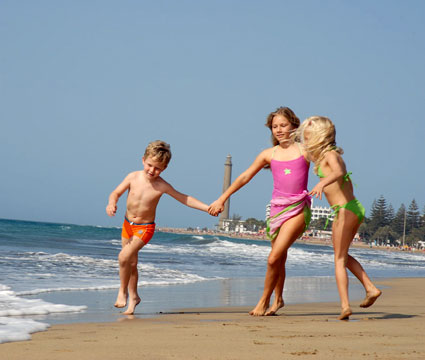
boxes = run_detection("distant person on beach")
[208,107,312,316]
[298,116,382,320]
[106,140,210,315]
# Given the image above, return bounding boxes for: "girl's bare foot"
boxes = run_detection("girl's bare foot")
[123,296,141,315]
[114,290,128,308]
[338,307,352,320]
[249,299,269,316]
[265,299,284,316]
[360,289,382,308]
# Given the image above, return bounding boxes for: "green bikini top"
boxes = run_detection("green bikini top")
[317,166,326,179]
[317,165,353,188]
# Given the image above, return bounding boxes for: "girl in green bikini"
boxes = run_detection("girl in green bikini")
[299,116,382,320]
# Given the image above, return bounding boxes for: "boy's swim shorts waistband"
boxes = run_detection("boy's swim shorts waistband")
[122,218,156,245]
[124,217,155,226]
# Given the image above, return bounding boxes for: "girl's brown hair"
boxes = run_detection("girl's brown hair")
[265,107,300,146]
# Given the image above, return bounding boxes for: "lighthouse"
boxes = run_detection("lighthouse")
[218,155,232,229]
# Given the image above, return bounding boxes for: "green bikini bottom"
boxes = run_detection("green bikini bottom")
[325,198,365,229]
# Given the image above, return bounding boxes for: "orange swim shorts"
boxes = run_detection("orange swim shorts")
[122,218,156,245]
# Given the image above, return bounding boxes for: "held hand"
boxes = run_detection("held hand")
[208,200,224,216]
[309,182,325,200]
[106,204,117,217]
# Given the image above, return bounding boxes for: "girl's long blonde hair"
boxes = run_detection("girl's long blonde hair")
[298,116,343,174]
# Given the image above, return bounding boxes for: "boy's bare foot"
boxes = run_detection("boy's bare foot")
[249,300,269,316]
[265,299,284,316]
[338,307,352,320]
[360,289,382,308]
[123,296,141,315]
[114,291,128,308]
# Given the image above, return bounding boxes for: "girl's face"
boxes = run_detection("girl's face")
[271,115,295,143]
[303,128,311,144]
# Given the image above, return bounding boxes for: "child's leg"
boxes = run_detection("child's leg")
[123,250,142,315]
[114,236,131,307]
[332,208,369,319]
[265,252,287,316]
[115,236,145,310]
[250,211,305,316]
[332,211,355,318]
[344,223,381,307]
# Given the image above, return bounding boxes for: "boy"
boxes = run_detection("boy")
[106,140,210,315]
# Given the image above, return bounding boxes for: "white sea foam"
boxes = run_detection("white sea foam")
[0,317,49,344]
[0,285,86,317]
[16,273,211,296]
[288,247,334,266]
[0,284,86,344]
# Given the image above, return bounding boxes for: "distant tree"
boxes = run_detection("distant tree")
[371,225,398,245]
[406,199,420,232]
[391,204,406,237]
[245,217,266,232]
[310,217,329,230]
[358,218,371,240]
[387,204,395,223]
[368,196,391,234]
[231,213,242,221]
[405,226,425,246]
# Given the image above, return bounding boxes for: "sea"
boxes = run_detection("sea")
[0,218,424,344]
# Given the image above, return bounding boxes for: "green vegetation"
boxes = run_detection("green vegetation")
[358,196,424,247]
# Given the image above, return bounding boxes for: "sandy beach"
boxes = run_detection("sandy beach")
[2,277,424,360]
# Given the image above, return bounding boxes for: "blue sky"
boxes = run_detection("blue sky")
[1,0,424,228]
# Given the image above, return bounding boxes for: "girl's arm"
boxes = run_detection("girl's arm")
[106,173,132,216]
[165,185,209,213]
[208,150,269,216]
[309,152,345,200]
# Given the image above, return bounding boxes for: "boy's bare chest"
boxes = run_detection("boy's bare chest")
[127,181,163,203]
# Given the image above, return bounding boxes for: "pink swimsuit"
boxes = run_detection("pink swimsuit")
[271,156,309,198]
[267,148,311,240]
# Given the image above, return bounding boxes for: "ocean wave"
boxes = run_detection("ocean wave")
[0,285,87,317]
[0,284,86,344]
[0,317,49,344]
[16,274,216,296]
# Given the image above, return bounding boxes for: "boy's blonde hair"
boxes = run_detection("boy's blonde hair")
[265,107,300,146]
[298,116,343,174]
[144,140,172,165]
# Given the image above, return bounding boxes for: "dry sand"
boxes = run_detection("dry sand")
[1,277,424,360]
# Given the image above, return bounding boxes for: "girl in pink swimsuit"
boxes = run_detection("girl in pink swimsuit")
[209,107,311,316]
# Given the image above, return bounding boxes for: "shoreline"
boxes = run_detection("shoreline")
[158,227,424,254]
[2,277,424,359]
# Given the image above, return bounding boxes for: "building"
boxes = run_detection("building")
[219,219,247,233]
[310,198,334,222]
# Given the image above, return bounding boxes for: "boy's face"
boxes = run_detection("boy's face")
[142,156,167,179]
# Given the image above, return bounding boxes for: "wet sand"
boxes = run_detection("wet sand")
[2,277,424,360]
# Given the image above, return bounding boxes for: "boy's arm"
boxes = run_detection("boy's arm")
[106,174,132,217]
[164,184,209,213]
[208,150,269,216]
[309,152,345,200]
